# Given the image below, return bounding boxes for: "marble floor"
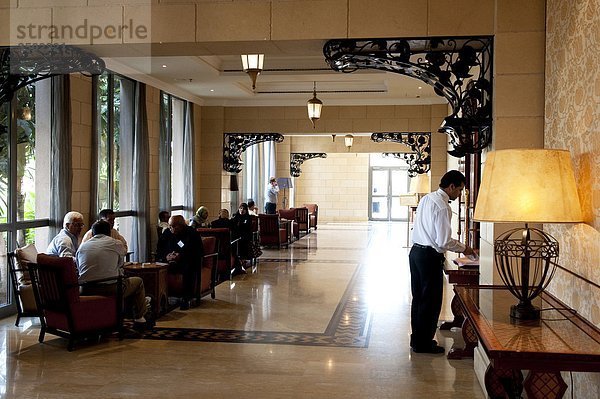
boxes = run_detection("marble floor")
[0,222,485,398]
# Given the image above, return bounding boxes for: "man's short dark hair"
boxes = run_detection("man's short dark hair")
[91,220,111,236]
[98,209,115,220]
[159,210,170,222]
[247,199,255,208]
[439,170,466,189]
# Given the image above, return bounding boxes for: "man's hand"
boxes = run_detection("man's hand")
[463,246,475,256]
[166,251,180,262]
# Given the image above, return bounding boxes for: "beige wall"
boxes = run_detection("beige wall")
[544,0,600,397]
[70,74,93,227]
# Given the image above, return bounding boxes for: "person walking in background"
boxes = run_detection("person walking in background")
[409,170,475,354]
[264,177,279,214]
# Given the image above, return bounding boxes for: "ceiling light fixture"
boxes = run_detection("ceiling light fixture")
[240,54,264,91]
[307,81,322,128]
[344,134,353,150]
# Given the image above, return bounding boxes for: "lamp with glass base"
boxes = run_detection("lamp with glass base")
[473,149,583,320]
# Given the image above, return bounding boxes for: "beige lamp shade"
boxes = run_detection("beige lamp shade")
[409,174,431,194]
[473,149,583,223]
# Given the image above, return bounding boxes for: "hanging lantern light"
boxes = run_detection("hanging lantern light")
[307,81,322,128]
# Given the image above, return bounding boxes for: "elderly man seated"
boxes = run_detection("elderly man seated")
[157,215,203,310]
[82,208,128,251]
[46,211,85,257]
[76,220,151,331]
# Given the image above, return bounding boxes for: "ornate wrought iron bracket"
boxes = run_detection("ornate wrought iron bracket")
[223,133,284,173]
[290,153,327,177]
[1,44,105,104]
[371,132,430,177]
[324,37,493,157]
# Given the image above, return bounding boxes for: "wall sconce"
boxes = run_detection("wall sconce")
[307,81,322,128]
[344,134,353,150]
[474,149,583,320]
[332,134,336,142]
[240,54,264,91]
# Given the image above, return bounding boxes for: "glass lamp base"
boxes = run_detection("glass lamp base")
[510,303,541,320]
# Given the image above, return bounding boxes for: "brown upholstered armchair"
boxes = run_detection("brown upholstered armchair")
[167,236,219,303]
[197,227,239,280]
[277,209,299,240]
[304,204,318,230]
[258,214,289,248]
[29,254,123,351]
[8,245,40,326]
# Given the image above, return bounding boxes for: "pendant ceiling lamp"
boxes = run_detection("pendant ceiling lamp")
[307,81,322,128]
[240,54,264,91]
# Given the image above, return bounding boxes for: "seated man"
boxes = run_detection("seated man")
[46,211,85,258]
[247,199,258,216]
[210,209,231,228]
[76,220,150,331]
[82,208,128,251]
[157,215,203,310]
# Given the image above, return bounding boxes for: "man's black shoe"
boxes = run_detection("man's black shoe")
[412,344,445,354]
[179,300,190,310]
[132,321,148,332]
[231,267,247,276]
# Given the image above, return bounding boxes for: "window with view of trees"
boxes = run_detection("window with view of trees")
[159,92,186,216]
[0,80,52,313]
[94,72,135,244]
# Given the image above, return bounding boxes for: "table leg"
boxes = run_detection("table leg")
[447,316,477,359]
[440,294,465,330]
[484,364,524,399]
[523,371,568,399]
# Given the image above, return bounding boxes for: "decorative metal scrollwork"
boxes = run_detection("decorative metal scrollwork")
[1,44,105,104]
[324,37,493,157]
[372,132,430,177]
[223,133,284,173]
[290,153,327,177]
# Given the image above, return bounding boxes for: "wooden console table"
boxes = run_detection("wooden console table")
[439,258,479,331]
[123,262,169,318]
[452,285,600,399]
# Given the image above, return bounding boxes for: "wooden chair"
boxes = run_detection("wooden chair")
[304,203,319,230]
[197,227,240,280]
[166,235,219,303]
[278,209,299,240]
[258,214,289,248]
[294,207,310,236]
[29,254,123,351]
[8,246,39,326]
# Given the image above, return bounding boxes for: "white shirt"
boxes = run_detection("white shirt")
[82,227,128,252]
[46,228,79,257]
[412,188,466,254]
[76,234,127,282]
[265,184,279,203]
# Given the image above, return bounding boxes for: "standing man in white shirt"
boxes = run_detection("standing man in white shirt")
[264,177,279,214]
[409,170,475,354]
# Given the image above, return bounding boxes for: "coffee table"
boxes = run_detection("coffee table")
[123,262,169,318]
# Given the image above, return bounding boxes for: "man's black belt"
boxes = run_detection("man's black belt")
[412,243,432,249]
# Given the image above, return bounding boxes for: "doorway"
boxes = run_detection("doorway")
[369,167,409,221]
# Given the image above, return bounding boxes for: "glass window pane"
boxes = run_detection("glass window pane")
[17,82,51,222]
[371,198,388,219]
[391,170,409,196]
[372,170,388,196]
[112,76,121,211]
[171,97,185,207]
[97,73,110,211]
[0,101,9,224]
[0,232,10,308]
[390,197,408,220]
